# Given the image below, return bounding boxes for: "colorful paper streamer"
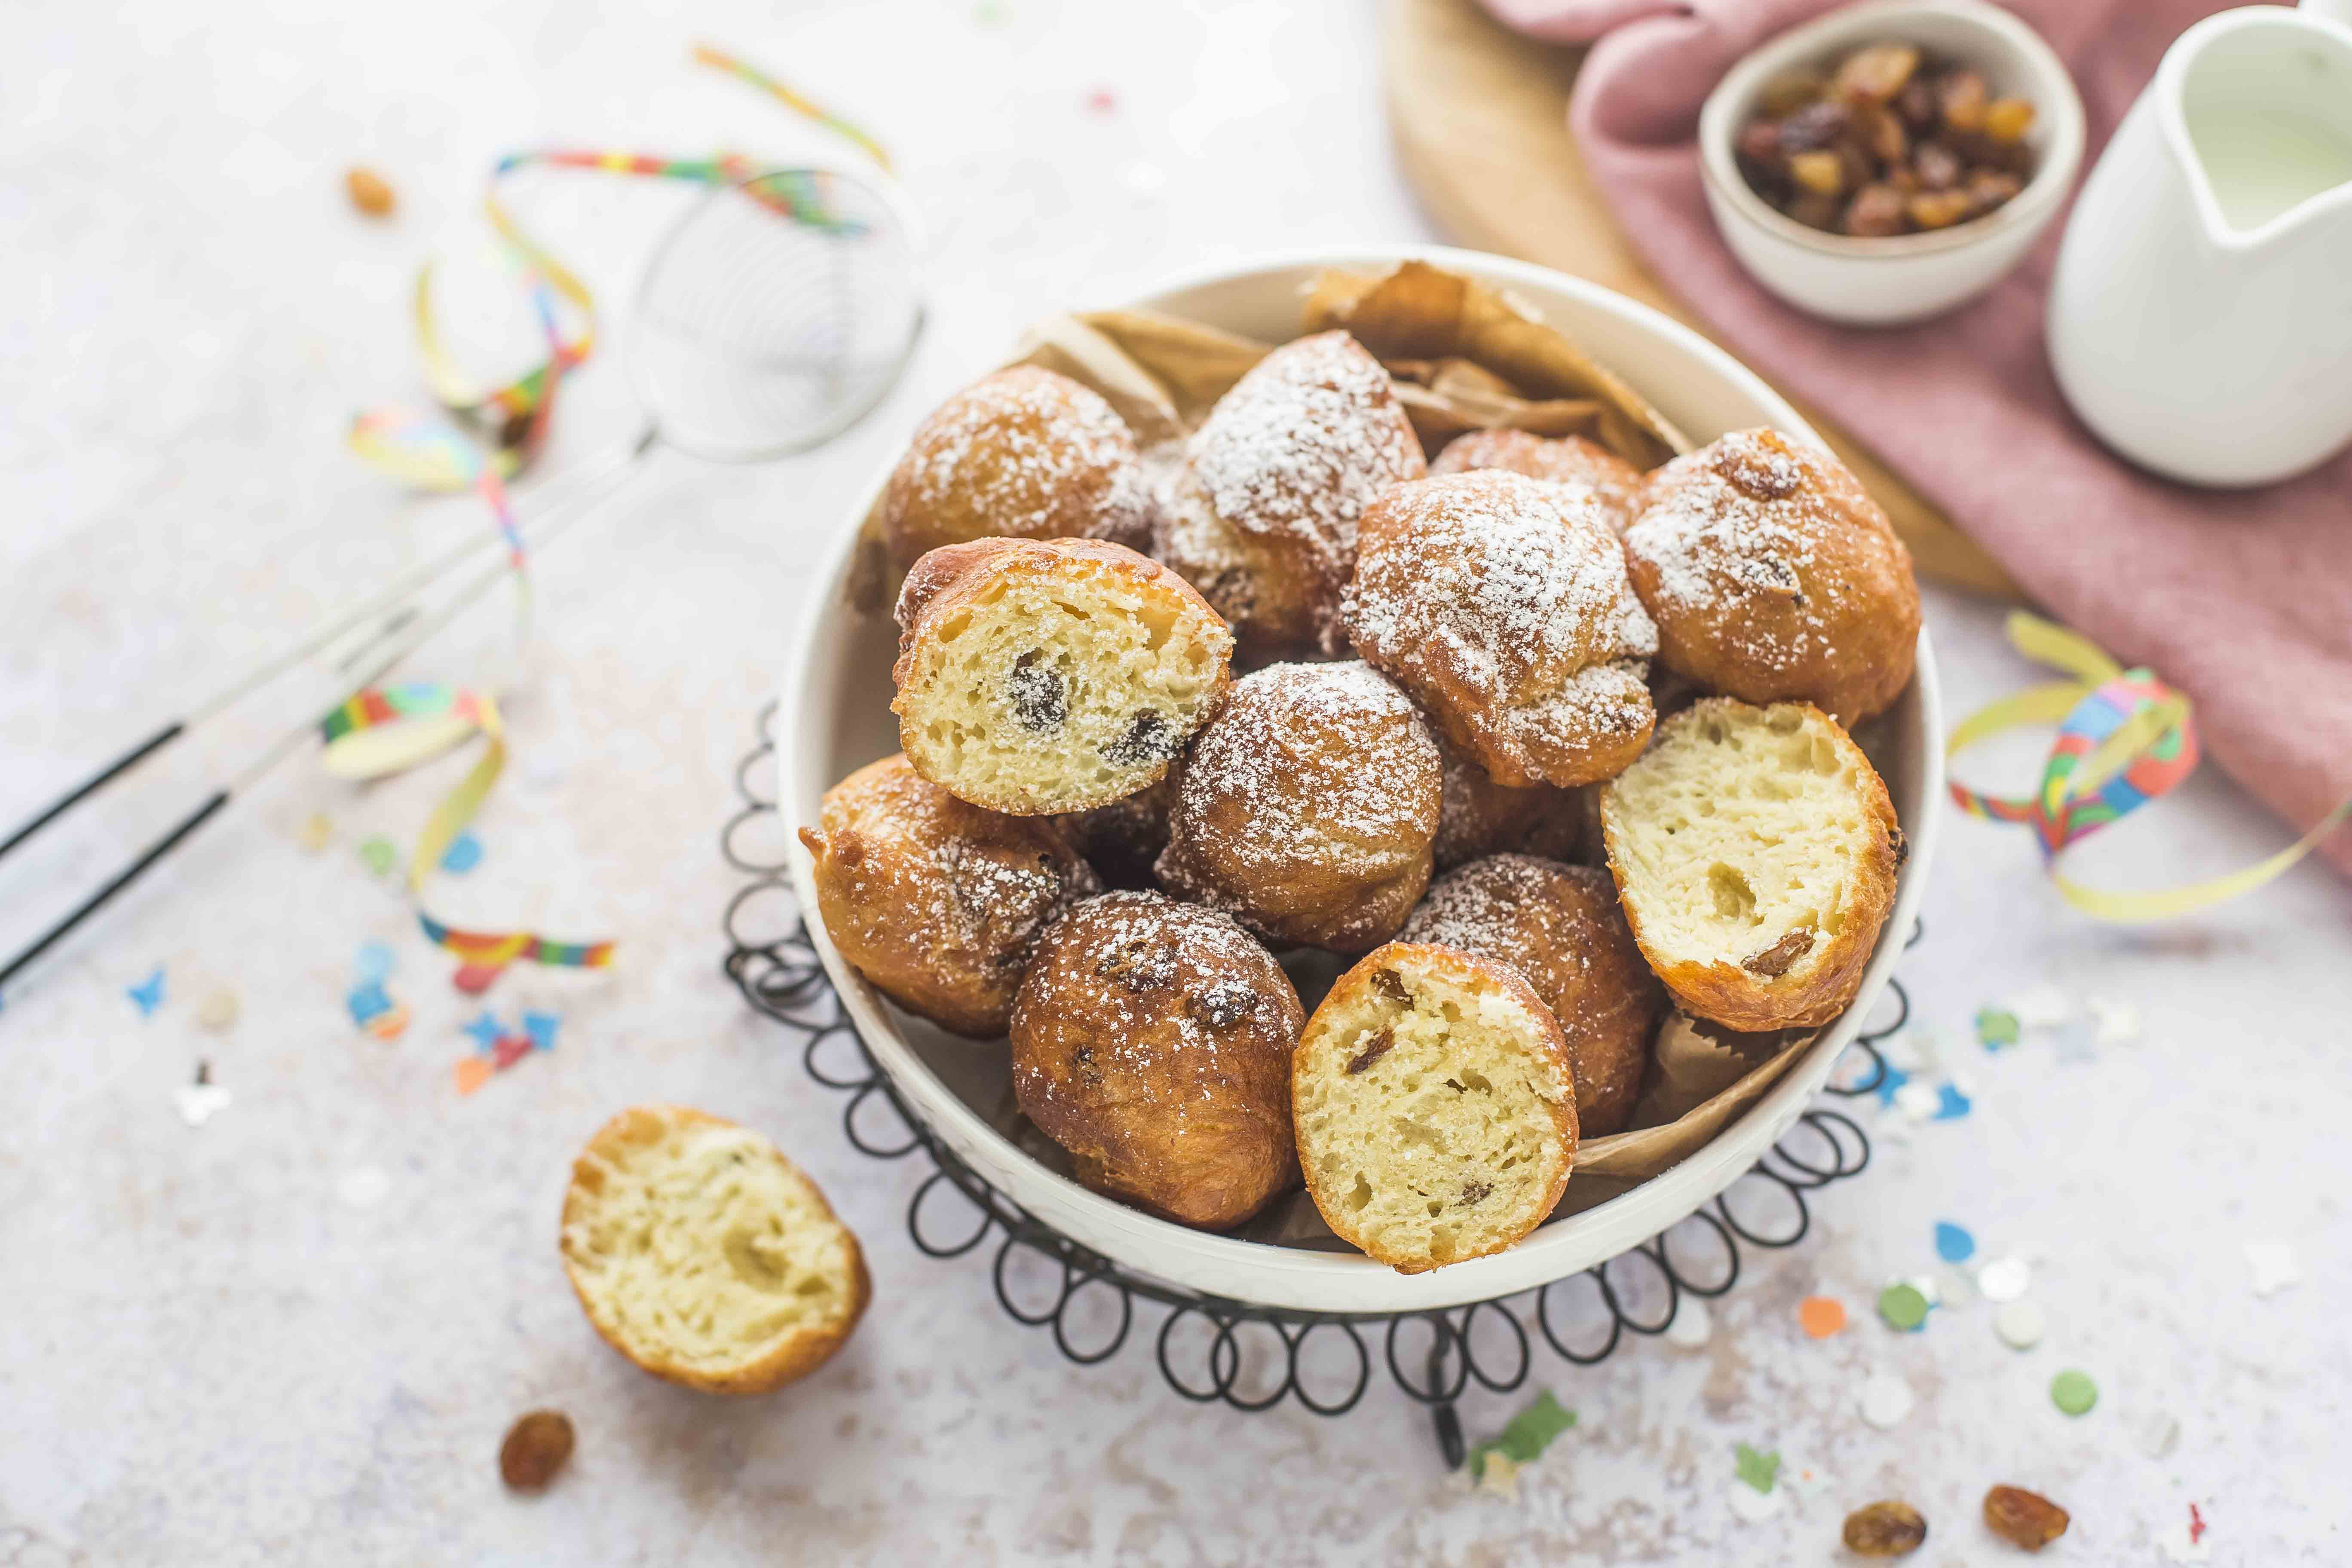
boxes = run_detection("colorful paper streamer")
[319,683,614,992]
[1947,612,2352,920]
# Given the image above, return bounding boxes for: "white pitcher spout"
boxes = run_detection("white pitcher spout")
[2159,4,2352,253]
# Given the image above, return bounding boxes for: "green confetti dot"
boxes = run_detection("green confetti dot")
[1975,1006,2021,1049]
[2051,1369,2098,1416]
[357,836,398,876]
[1734,1442,1780,1494]
[1878,1282,1930,1331]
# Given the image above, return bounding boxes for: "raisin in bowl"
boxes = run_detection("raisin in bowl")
[1696,0,2085,326]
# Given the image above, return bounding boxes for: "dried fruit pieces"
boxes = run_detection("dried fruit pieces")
[1733,40,2038,237]
[1983,1485,2069,1551]
[499,1409,575,1491]
[1844,1500,1928,1556]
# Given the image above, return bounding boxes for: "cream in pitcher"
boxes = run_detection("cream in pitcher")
[2048,0,2352,488]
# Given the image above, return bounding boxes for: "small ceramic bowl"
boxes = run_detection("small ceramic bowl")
[1697,0,2086,326]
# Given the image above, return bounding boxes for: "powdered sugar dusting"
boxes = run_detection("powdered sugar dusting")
[1430,429,1649,533]
[1624,430,1823,628]
[1187,331,1425,579]
[1343,472,1656,775]
[894,364,1147,543]
[1160,661,1439,892]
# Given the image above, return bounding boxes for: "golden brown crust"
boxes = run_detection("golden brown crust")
[1153,662,1441,952]
[1430,429,1650,534]
[1431,734,1592,870]
[559,1106,871,1395]
[1344,471,1658,788]
[879,365,1151,570]
[890,535,1227,667]
[800,756,1101,1037]
[1011,892,1303,1229]
[1294,943,1577,1272]
[1399,856,1664,1136]
[1599,701,1902,1032]
[1153,331,1426,658]
[1623,429,1920,727]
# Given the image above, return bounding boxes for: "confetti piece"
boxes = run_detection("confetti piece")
[1466,1390,1575,1482]
[2243,1240,2301,1298]
[1859,1372,1914,1429]
[175,1067,233,1127]
[1665,1295,1713,1348]
[2189,1502,2206,1545]
[196,989,239,1032]
[1977,1256,2032,1302]
[1473,1450,1520,1499]
[1934,1222,1976,1263]
[345,165,397,217]
[521,1010,560,1052]
[1799,1296,1847,1338]
[1871,1063,1913,1109]
[127,967,165,1018]
[1974,1006,2020,1049]
[354,941,395,983]
[1893,1081,1941,1122]
[346,981,395,1028]
[438,828,484,874]
[358,836,398,876]
[1878,1283,1929,1332]
[298,813,334,853]
[1995,1299,2046,1349]
[2050,1369,2098,1416]
[2089,997,2140,1045]
[453,962,504,994]
[1083,86,1118,115]
[1727,1478,1785,1522]
[1933,1083,1972,1119]
[1734,1444,1779,1495]
[338,1165,390,1207]
[453,1056,493,1096]
[462,1012,505,1050]
[2140,1413,2181,1458]
[2011,984,2075,1029]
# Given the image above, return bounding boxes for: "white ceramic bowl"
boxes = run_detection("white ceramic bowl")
[783,245,1942,1314]
[1697,0,2086,326]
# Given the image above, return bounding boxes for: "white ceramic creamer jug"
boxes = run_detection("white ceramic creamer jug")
[2048,0,2352,487]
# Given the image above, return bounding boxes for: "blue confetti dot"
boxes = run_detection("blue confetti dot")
[354,941,395,983]
[1871,1063,1912,1109]
[439,830,484,875]
[127,966,166,1018]
[521,1010,561,1052]
[461,1012,505,1051]
[345,980,392,1027]
[1932,1083,1972,1121]
[1935,1222,1976,1263]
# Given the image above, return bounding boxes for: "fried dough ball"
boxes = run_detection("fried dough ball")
[891,537,1233,815]
[1622,428,1920,726]
[1400,855,1665,1135]
[1155,662,1441,953]
[1052,774,1175,890]
[1011,891,1304,1229]
[1343,470,1659,788]
[799,756,1100,1038]
[1431,735,1592,870]
[1154,331,1426,658]
[879,365,1152,570]
[1430,429,1650,534]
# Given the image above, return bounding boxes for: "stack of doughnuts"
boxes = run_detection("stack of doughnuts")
[805,331,1918,1275]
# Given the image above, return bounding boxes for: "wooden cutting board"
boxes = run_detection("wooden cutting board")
[1381,0,2021,598]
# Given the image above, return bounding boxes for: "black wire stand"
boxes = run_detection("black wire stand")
[723,702,1908,1466]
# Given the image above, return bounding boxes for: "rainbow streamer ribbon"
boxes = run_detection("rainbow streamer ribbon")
[1947,612,2351,920]
[347,43,889,498]
[320,683,616,991]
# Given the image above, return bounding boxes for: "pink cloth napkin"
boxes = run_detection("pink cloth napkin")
[1476,0,2352,877]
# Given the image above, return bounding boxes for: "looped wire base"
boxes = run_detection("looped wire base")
[724,702,1907,1465]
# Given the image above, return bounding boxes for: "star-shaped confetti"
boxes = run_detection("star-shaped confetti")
[127,966,166,1018]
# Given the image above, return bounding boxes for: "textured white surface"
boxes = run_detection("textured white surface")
[3,1,2350,1564]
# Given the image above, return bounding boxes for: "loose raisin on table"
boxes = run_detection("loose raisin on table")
[499,1410,575,1491]
[1843,1500,1929,1556]
[1983,1485,2070,1551]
